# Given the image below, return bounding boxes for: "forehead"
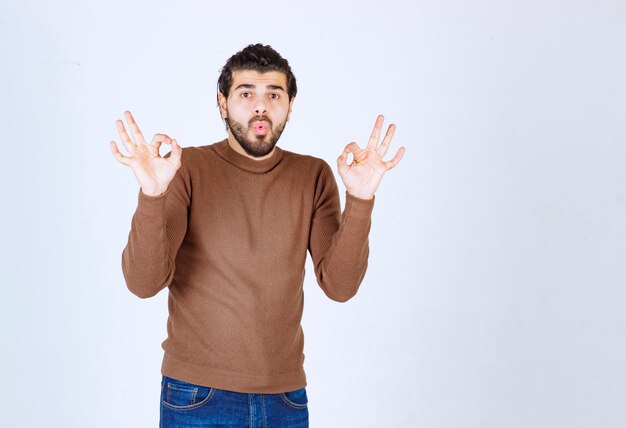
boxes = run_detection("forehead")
[230,70,288,90]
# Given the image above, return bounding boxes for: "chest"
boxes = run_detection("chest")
[186,169,316,257]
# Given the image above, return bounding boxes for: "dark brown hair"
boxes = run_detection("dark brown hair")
[216,43,298,104]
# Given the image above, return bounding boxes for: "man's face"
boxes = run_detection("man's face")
[218,70,294,158]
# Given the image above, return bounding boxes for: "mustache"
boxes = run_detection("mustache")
[249,116,272,126]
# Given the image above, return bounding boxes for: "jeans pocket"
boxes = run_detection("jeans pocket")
[161,376,215,410]
[280,387,308,409]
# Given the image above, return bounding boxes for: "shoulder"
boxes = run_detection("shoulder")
[175,142,221,170]
[181,144,212,160]
[280,147,333,177]
[279,148,338,199]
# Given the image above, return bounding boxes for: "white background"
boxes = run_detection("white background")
[1,0,625,427]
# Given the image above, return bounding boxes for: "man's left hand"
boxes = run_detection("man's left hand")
[337,115,405,200]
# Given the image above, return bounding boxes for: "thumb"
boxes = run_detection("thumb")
[169,139,183,165]
[337,149,349,176]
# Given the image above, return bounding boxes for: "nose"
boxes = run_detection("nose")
[254,100,267,115]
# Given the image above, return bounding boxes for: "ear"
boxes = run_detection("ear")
[286,97,296,122]
[217,92,228,119]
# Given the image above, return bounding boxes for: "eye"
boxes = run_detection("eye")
[241,92,251,98]
[269,93,279,100]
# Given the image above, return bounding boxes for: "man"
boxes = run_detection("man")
[110,43,404,427]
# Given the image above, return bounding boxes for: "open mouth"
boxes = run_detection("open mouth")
[252,121,269,136]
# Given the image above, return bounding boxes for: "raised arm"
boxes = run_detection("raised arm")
[110,111,190,298]
[308,164,375,302]
[308,115,404,302]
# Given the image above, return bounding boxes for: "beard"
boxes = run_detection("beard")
[225,115,287,158]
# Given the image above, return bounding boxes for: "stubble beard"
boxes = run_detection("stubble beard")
[225,116,287,158]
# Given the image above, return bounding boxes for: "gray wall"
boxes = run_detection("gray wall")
[1,0,625,427]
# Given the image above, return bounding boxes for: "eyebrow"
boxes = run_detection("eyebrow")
[233,84,286,92]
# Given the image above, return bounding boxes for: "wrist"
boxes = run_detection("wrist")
[347,190,374,200]
[141,186,168,197]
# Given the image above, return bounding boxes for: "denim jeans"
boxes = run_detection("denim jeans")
[160,375,309,427]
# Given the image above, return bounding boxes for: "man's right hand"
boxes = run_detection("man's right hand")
[109,110,182,197]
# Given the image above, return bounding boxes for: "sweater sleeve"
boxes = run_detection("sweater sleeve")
[121,156,191,298]
[308,161,375,302]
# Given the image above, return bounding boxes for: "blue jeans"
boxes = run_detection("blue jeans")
[160,375,309,427]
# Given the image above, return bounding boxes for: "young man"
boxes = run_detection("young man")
[110,43,404,427]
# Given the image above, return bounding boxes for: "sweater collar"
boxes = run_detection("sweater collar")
[212,138,284,173]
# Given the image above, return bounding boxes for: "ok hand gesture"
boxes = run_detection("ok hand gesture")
[109,111,182,197]
[337,115,405,200]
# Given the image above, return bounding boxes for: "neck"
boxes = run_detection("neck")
[214,138,284,174]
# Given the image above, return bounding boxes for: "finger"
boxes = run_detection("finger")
[109,141,131,166]
[124,110,146,145]
[344,141,361,154]
[149,134,172,148]
[337,142,357,174]
[337,148,350,175]
[167,139,183,166]
[116,119,135,154]
[376,123,396,157]
[343,142,366,165]
[146,133,172,157]
[367,114,384,149]
[383,147,406,171]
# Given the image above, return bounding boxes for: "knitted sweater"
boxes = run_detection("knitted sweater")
[121,138,375,393]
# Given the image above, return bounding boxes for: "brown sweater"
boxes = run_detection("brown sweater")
[121,138,375,393]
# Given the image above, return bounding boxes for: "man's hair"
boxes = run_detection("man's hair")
[217,43,298,104]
